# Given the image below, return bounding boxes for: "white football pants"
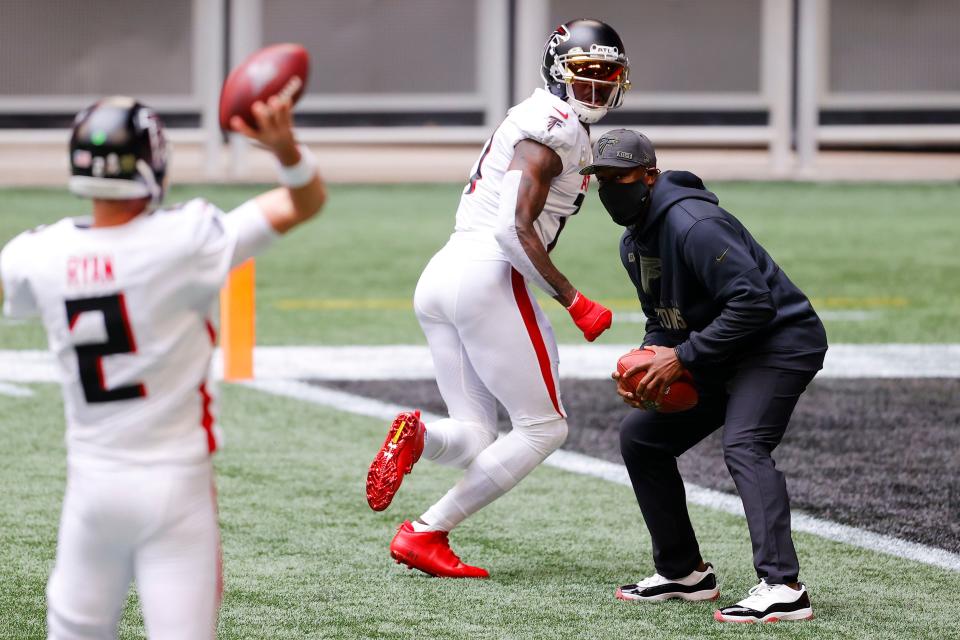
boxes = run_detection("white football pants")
[413,244,569,531]
[46,460,221,640]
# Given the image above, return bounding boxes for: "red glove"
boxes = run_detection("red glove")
[567,291,612,342]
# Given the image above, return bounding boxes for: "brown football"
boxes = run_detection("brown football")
[616,348,698,413]
[219,43,309,131]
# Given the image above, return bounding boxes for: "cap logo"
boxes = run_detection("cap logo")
[598,136,618,156]
[617,151,633,160]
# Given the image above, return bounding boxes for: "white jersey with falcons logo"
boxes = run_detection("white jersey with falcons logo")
[0,198,275,467]
[454,88,592,256]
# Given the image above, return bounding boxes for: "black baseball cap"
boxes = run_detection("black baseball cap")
[579,129,657,175]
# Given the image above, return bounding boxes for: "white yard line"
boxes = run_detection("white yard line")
[0,381,33,397]
[246,378,960,574]
[0,350,59,383]
[546,449,960,573]
[2,343,959,383]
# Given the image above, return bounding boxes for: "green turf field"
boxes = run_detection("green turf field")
[1,181,958,349]
[1,383,957,639]
[2,181,957,637]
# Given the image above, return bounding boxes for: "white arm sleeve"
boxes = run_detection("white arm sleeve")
[223,199,278,268]
[493,169,558,297]
[0,234,39,319]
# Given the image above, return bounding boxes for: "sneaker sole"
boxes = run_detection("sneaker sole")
[390,549,489,579]
[616,587,720,602]
[713,608,814,623]
[366,414,422,511]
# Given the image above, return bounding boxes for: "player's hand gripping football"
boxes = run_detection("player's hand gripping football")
[229,95,301,166]
[612,345,685,407]
[566,291,613,342]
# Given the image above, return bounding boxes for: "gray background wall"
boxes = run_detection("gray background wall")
[0,0,958,128]
[0,0,194,96]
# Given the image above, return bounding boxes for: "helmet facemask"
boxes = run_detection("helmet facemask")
[544,32,631,124]
[559,55,630,123]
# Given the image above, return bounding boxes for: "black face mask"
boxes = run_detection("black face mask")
[598,180,651,227]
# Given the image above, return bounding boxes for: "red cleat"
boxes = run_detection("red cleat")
[389,521,489,578]
[366,411,425,511]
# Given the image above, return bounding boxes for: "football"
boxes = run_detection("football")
[219,43,310,131]
[616,348,698,413]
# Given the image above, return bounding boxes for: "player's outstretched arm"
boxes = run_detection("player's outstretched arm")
[229,95,327,235]
[497,139,575,304]
[493,139,612,342]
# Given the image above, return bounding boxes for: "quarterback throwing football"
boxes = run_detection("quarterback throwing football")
[365,19,629,577]
[0,95,325,639]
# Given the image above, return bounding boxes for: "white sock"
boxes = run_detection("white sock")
[411,519,445,533]
[419,418,568,531]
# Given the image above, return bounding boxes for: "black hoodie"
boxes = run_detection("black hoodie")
[619,170,827,372]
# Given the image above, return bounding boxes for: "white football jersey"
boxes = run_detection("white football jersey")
[0,198,275,467]
[453,88,592,257]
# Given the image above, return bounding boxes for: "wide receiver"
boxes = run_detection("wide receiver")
[0,95,325,639]
[365,19,630,577]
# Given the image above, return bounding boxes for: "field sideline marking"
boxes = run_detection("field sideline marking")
[0,382,32,397]
[2,343,959,382]
[246,378,960,574]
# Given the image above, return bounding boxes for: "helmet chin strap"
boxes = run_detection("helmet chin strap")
[135,159,163,209]
[544,80,611,123]
[569,100,608,124]
[561,82,615,124]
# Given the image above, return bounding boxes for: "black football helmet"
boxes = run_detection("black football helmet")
[541,19,631,124]
[69,96,169,205]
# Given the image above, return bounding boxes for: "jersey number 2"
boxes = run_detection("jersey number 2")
[65,294,146,404]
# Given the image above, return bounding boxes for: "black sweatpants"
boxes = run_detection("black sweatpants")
[619,364,817,584]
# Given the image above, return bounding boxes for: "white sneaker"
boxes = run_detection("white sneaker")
[616,563,720,602]
[714,580,813,623]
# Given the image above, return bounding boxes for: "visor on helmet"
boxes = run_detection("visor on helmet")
[559,56,630,113]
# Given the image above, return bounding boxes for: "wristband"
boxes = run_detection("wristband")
[275,145,317,188]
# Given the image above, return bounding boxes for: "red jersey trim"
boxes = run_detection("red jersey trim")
[198,382,217,454]
[509,268,563,418]
[205,319,217,345]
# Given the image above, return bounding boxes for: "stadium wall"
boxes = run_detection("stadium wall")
[0,0,958,181]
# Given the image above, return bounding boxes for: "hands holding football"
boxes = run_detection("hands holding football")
[613,346,698,412]
[229,96,300,165]
[219,43,309,165]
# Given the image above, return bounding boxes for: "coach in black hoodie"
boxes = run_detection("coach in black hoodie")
[581,130,827,623]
